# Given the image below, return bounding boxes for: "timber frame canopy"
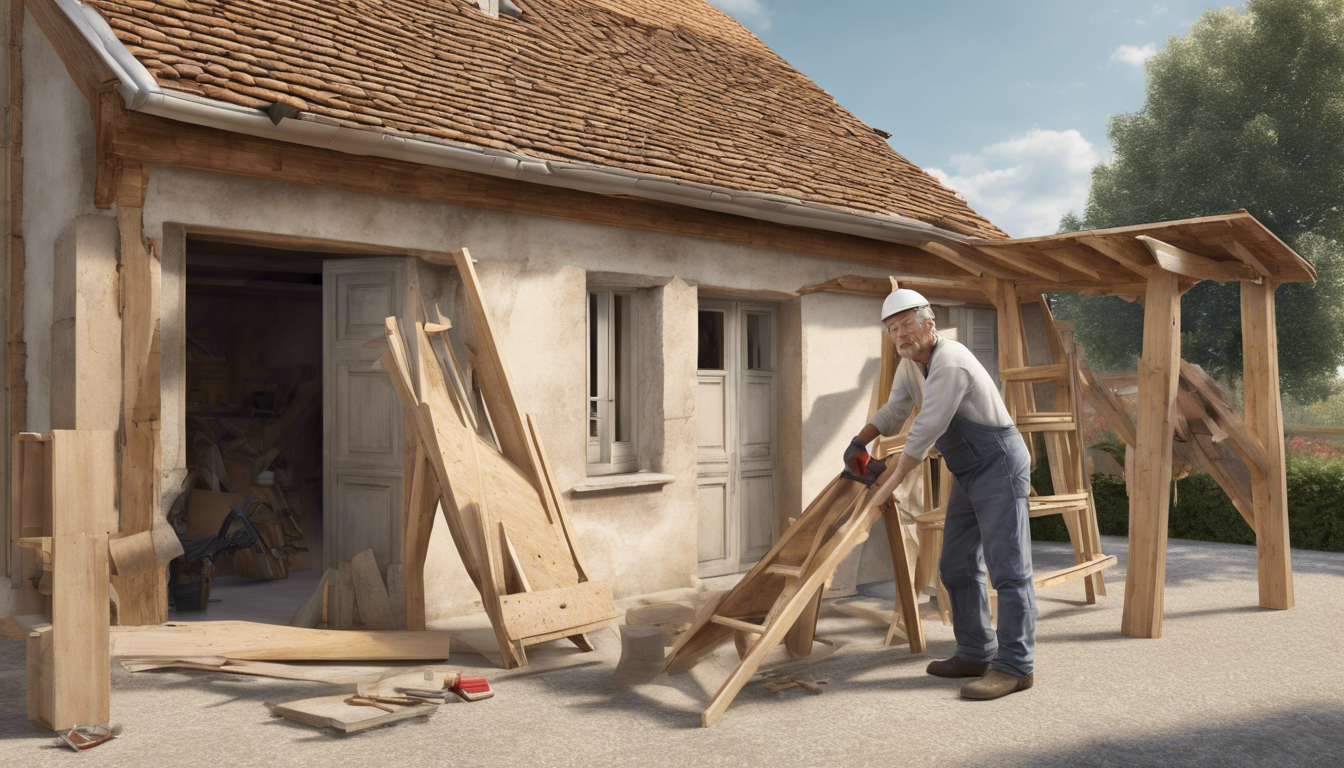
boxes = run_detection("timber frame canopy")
[802,210,1313,639]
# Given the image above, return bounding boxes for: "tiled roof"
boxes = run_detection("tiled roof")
[86,0,1006,239]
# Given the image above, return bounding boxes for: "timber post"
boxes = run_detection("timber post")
[1241,279,1293,610]
[1121,270,1182,638]
[113,164,166,624]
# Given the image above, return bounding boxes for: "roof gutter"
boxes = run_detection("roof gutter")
[57,0,973,249]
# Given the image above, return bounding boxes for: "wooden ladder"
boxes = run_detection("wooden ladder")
[996,293,1117,601]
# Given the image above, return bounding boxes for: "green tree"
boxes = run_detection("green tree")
[1055,0,1344,402]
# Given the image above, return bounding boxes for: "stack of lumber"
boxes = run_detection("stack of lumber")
[289,548,405,630]
[378,248,618,668]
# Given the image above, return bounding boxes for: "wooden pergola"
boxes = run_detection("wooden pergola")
[801,211,1314,638]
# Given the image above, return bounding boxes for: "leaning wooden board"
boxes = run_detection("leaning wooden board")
[270,694,437,733]
[110,621,450,661]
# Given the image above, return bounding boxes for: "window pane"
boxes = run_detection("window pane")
[698,310,724,370]
[746,313,771,371]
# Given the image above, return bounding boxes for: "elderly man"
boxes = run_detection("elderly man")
[844,289,1036,700]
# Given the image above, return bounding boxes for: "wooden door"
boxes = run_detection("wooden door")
[323,258,413,571]
[696,300,778,578]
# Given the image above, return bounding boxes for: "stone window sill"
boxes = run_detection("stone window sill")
[571,471,676,494]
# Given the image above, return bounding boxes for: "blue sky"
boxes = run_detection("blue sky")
[707,1,1232,237]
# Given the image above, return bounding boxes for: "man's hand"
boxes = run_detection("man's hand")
[843,437,871,477]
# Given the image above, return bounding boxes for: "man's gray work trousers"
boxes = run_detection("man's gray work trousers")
[935,413,1037,677]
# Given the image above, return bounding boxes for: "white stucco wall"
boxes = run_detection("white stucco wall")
[22,13,99,434]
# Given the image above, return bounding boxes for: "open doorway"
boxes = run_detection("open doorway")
[171,239,326,622]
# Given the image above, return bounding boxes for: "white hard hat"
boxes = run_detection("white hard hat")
[881,289,930,322]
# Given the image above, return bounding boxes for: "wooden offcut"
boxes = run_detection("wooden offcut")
[350,549,397,630]
[110,621,451,661]
[269,694,437,733]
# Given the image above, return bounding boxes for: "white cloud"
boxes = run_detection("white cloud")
[927,129,1100,238]
[706,0,770,28]
[1111,43,1157,66]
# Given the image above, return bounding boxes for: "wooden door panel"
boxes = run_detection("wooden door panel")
[332,473,402,574]
[697,375,729,464]
[696,476,733,575]
[332,362,401,468]
[739,470,776,562]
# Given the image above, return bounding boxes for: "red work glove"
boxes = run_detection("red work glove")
[843,438,871,477]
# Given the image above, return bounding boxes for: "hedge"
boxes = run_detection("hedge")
[1027,455,1344,553]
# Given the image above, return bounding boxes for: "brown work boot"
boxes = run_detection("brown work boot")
[960,669,1033,700]
[925,656,992,678]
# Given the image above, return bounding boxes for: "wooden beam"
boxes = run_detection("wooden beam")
[1221,236,1272,279]
[1121,271,1181,639]
[919,240,1024,280]
[114,165,167,625]
[1137,236,1260,283]
[1241,280,1293,610]
[975,245,1062,282]
[7,0,27,579]
[104,107,963,277]
[1039,246,1105,281]
[1078,235,1158,279]
[49,532,110,730]
[1179,361,1269,474]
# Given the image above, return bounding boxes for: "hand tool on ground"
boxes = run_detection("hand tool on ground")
[55,723,122,751]
[842,438,888,487]
[451,676,494,702]
[395,687,451,703]
[343,694,421,712]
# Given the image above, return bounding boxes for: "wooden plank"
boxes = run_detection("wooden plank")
[499,581,617,642]
[998,364,1069,383]
[1034,555,1118,591]
[451,248,536,479]
[271,694,436,733]
[110,621,451,660]
[525,414,590,582]
[350,549,397,630]
[882,502,926,652]
[289,568,334,628]
[50,430,117,537]
[1138,236,1259,282]
[1241,280,1293,610]
[334,562,355,630]
[105,107,962,277]
[1121,271,1181,639]
[709,615,766,634]
[26,624,53,728]
[401,447,439,631]
[116,165,167,626]
[918,240,986,277]
[51,533,110,730]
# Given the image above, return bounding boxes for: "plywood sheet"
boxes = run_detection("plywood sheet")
[270,694,436,733]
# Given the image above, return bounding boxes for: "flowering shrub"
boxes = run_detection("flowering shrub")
[1286,436,1344,460]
